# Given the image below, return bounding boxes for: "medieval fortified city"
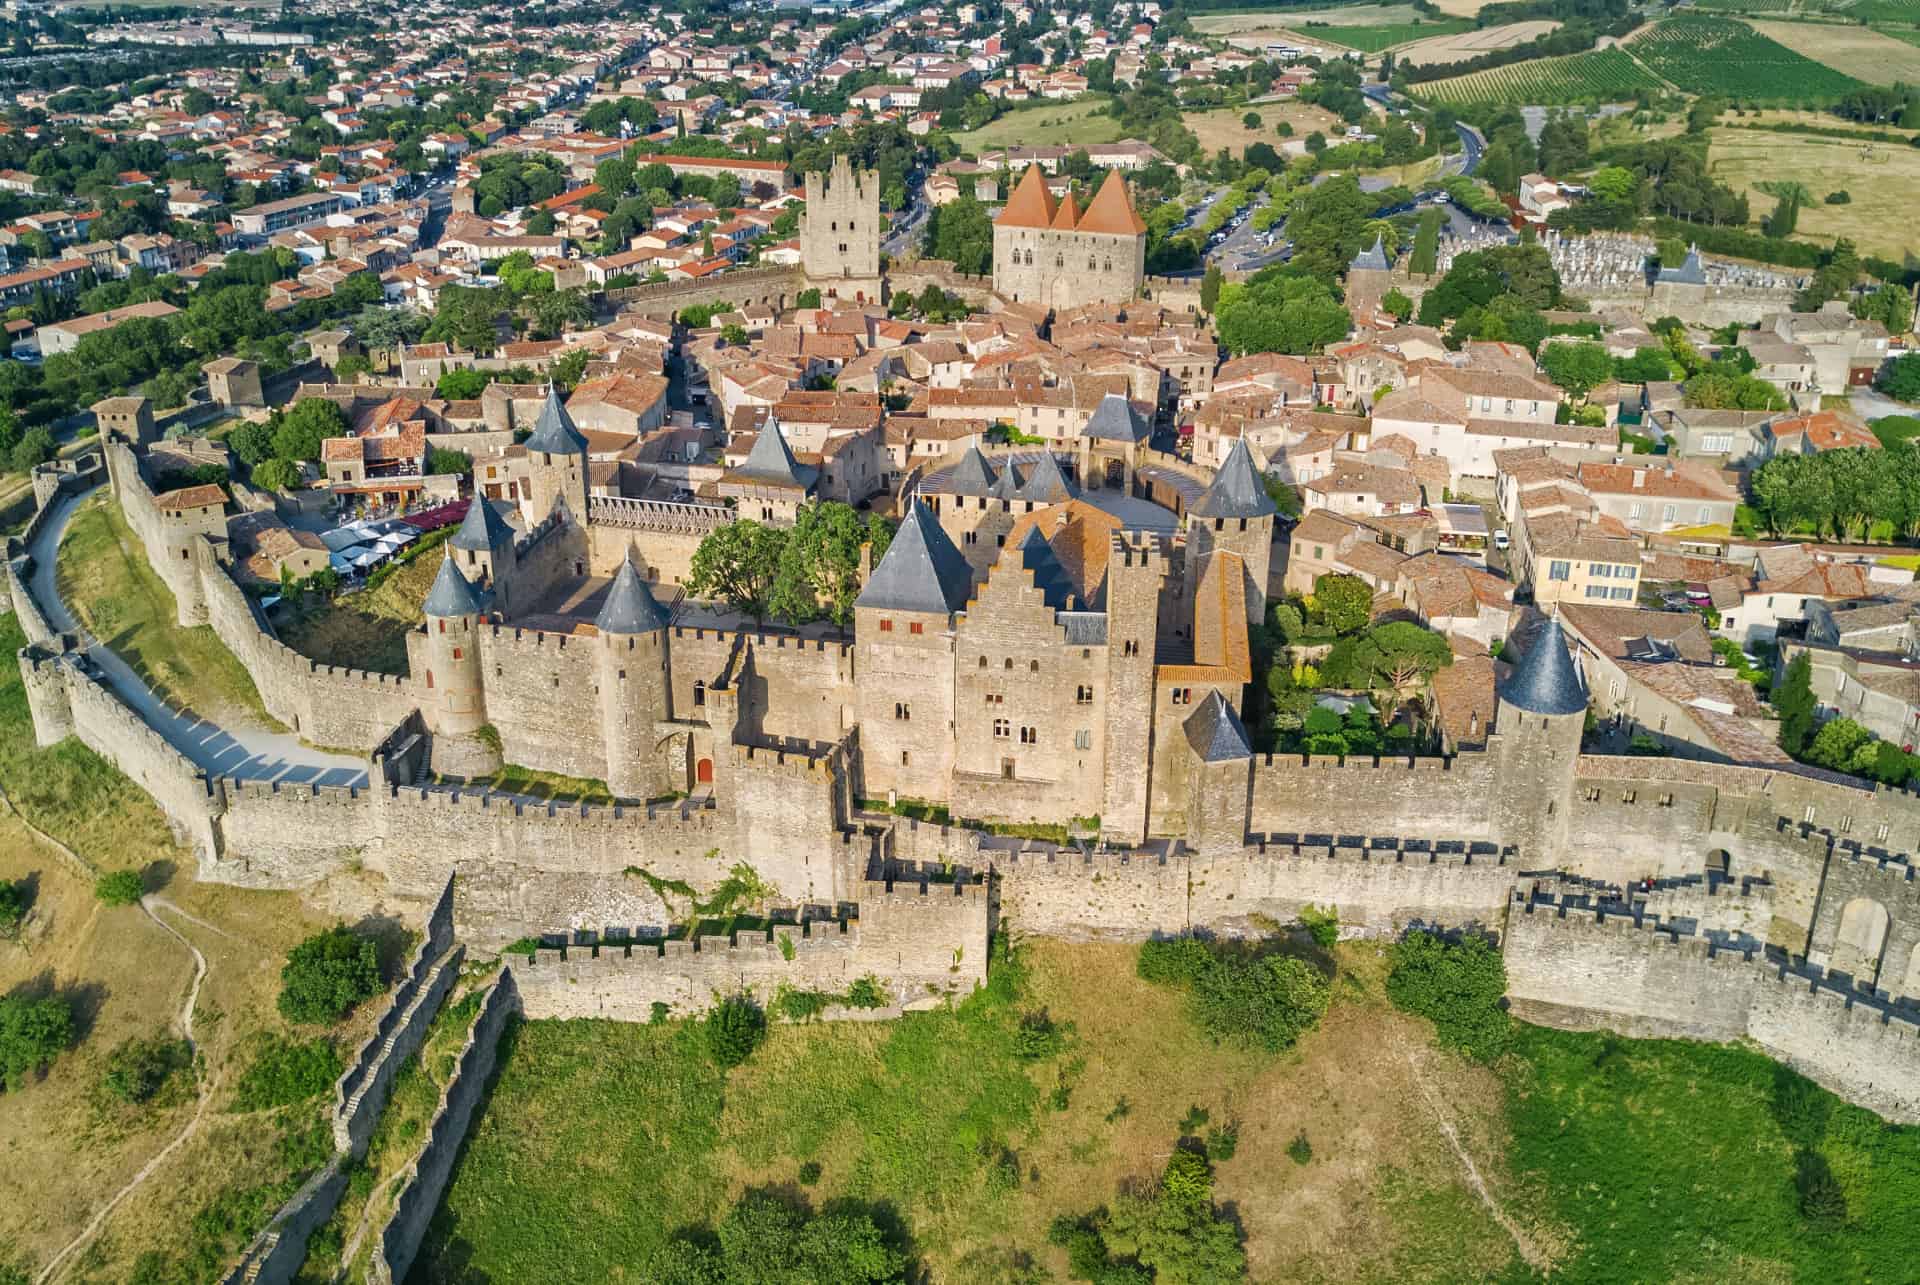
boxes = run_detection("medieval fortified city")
[5,0,1920,1281]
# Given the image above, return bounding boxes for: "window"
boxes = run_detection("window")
[1074,729,1091,750]
[1548,560,1571,581]
[693,681,705,706]
[1589,562,1609,577]
[979,655,988,667]
[1662,504,1677,524]
[895,702,910,720]
[1005,657,1014,669]
[1697,506,1710,523]
[910,621,923,635]
[1076,685,1093,704]
[1628,503,1644,521]
[985,693,1003,706]
[1701,433,1734,453]
[1019,726,1037,745]
[879,619,892,632]
[1586,585,1608,599]
[901,751,911,766]
[425,670,434,689]
[1124,640,1138,656]
[993,718,1010,739]
[452,647,463,660]
[1029,660,1040,673]
[1610,586,1634,601]
[1171,688,1192,706]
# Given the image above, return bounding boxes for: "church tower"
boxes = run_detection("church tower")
[801,153,882,303]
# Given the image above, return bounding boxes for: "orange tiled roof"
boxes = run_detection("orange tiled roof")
[1076,169,1146,237]
[999,164,1056,230]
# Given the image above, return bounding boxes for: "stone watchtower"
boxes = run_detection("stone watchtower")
[1490,614,1587,862]
[1102,531,1166,846]
[595,550,674,799]
[520,385,589,526]
[1185,437,1276,626]
[801,153,882,304]
[448,493,519,615]
[418,553,501,776]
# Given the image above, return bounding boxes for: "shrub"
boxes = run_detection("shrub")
[93,869,145,906]
[1287,1131,1313,1165]
[1190,953,1331,1052]
[704,996,764,1068]
[231,1035,341,1110]
[649,1000,671,1025]
[1824,190,1851,205]
[0,994,73,1091]
[773,986,831,1023]
[1012,1011,1065,1061]
[0,879,22,936]
[102,1035,190,1104]
[501,938,540,956]
[277,926,382,1025]
[798,1160,822,1186]
[1298,904,1340,948]
[844,975,886,1009]
[1205,1119,1240,1161]
[1385,930,1511,1062]
[1137,936,1211,986]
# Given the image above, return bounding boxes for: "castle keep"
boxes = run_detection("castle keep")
[991,166,1148,312]
[800,153,884,304]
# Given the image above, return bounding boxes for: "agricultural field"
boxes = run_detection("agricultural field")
[952,95,1126,152]
[1296,17,1474,51]
[1628,15,1865,98]
[1710,124,1920,258]
[1416,47,1663,105]
[1747,18,1920,82]
[1393,18,1563,65]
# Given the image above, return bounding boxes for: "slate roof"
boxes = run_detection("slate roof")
[524,384,588,455]
[1016,450,1077,503]
[596,552,670,634]
[1349,233,1389,273]
[1015,526,1076,609]
[422,553,483,618]
[1500,614,1588,716]
[449,496,514,551]
[854,497,974,615]
[1183,690,1252,762]
[732,417,815,490]
[1082,392,1145,443]
[1656,244,1706,286]
[947,446,999,496]
[1191,438,1277,520]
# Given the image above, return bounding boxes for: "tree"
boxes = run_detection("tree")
[1190,952,1332,1052]
[1099,1147,1247,1284]
[705,995,765,1068]
[1367,620,1455,692]
[525,208,557,236]
[1199,263,1223,315]
[1382,287,1413,323]
[0,993,72,1091]
[1213,270,1350,357]
[333,353,372,383]
[687,520,787,622]
[102,1035,188,1104]
[1880,353,1920,404]
[272,398,349,463]
[277,926,381,1025]
[552,347,591,390]
[427,447,472,476]
[794,287,823,310]
[646,1190,908,1284]
[252,458,302,493]
[1540,340,1616,401]
[1776,651,1817,757]
[1386,930,1510,1061]
[8,427,54,474]
[93,869,144,906]
[436,368,492,400]
[925,192,993,275]
[0,878,21,937]
[1312,572,1371,636]
[769,502,895,631]
[228,419,275,467]
[1854,282,1912,335]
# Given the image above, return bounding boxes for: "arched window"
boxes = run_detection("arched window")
[1004,658,1014,670]
[693,680,706,707]
[979,655,988,667]
[1029,660,1039,673]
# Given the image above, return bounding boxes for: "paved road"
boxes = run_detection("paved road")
[27,487,369,788]
[1848,387,1914,422]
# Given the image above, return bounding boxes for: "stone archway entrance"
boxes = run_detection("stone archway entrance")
[697,757,714,785]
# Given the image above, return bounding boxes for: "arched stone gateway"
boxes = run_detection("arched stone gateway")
[654,731,694,794]
[1835,897,1891,986]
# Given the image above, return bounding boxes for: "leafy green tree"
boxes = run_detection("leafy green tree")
[0,878,22,936]
[925,192,994,275]
[277,926,381,1025]
[794,287,823,310]
[102,1036,188,1104]
[8,427,54,474]
[1683,372,1787,412]
[227,419,275,467]
[436,367,492,400]
[768,502,895,631]
[1213,270,1350,357]
[93,869,144,906]
[1540,339,1616,401]
[272,398,348,463]
[1418,243,1561,325]
[687,520,787,622]
[552,347,591,390]
[646,1189,908,1283]
[1190,953,1331,1052]
[1058,1145,1246,1285]
[1381,287,1413,322]
[1880,353,1920,404]
[704,996,765,1068]
[1199,263,1223,315]
[1385,930,1510,1062]
[427,447,472,476]
[0,993,72,1091]
[1776,651,1817,757]
[1853,282,1913,334]
[1311,572,1372,636]
[251,457,302,493]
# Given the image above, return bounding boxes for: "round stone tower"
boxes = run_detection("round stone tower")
[595,550,673,799]
[419,552,499,775]
[1491,613,1588,864]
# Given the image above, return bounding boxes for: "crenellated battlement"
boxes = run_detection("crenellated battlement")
[669,623,855,659]
[1507,892,1760,963]
[729,740,840,775]
[1260,752,1459,773]
[526,918,857,971]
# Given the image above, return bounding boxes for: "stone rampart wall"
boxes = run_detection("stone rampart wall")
[215,1158,350,1285]
[369,967,521,1285]
[603,264,804,318]
[107,437,209,626]
[1748,969,1920,1125]
[1504,896,1760,1041]
[1248,752,1498,840]
[475,624,608,782]
[673,626,856,748]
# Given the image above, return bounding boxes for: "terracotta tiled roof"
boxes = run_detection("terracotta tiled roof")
[1048,188,1080,231]
[998,164,1056,230]
[1076,169,1146,236]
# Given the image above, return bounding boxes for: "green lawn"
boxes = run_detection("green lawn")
[1308,18,1473,50]
[55,492,276,726]
[954,95,1126,152]
[410,932,1920,1283]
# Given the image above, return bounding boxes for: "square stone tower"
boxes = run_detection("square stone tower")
[801,154,882,304]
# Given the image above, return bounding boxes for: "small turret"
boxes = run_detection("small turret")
[1492,613,1588,863]
[420,553,488,740]
[1186,437,1277,624]
[520,384,589,525]
[449,495,517,610]
[1183,690,1252,854]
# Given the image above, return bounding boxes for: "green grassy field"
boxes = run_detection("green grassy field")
[413,935,1920,1283]
[273,529,447,674]
[953,96,1126,152]
[55,492,275,726]
[1418,47,1662,104]
[1298,17,1473,49]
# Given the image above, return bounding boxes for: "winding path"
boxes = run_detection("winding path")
[27,486,368,788]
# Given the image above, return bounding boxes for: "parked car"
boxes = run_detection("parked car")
[1493,529,1510,551]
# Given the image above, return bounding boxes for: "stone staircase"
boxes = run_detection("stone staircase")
[338,945,464,1150]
